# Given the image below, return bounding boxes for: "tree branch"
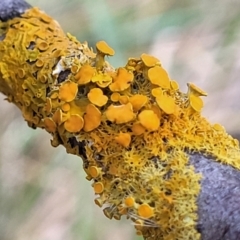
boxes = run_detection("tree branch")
[0,0,31,21]
[1,1,240,240]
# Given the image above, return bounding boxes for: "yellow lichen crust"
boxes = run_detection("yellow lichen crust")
[0,7,240,240]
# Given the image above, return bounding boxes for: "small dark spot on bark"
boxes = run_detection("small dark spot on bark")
[196,223,203,233]
[27,41,36,50]
[78,86,87,96]
[149,156,160,168]
[27,122,37,129]
[106,120,112,126]
[26,60,35,65]
[222,225,230,238]
[162,137,168,143]
[57,69,71,83]
[94,153,103,161]
[32,71,38,79]
[68,137,87,159]
[163,170,172,180]
[165,189,172,195]
[46,87,50,96]
[0,34,6,41]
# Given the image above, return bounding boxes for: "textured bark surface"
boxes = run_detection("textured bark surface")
[190,154,240,240]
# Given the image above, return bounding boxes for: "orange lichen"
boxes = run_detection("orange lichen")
[119,95,129,104]
[44,117,57,133]
[110,92,120,102]
[124,151,146,167]
[151,87,163,98]
[129,94,148,112]
[91,72,112,87]
[38,41,49,51]
[87,88,108,107]
[93,182,104,194]
[69,100,86,116]
[50,91,58,99]
[109,68,134,92]
[52,108,63,125]
[83,104,101,132]
[44,97,52,114]
[89,166,101,178]
[170,80,179,90]
[75,64,95,85]
[64,114,84,132]
[115,132,131,148]
[126,58,141,71]
[71,65,79,74]
[187,82,207,97]
[189,94,203,112]
[59,81,78,102]
[150,105,162,119]
[213,123,225,131]
[138,203,154,219]
[131,123,145,135]
[17,69,25,78]
[138,110,160,131]
[147,66,170,89]
[96,41,115,56]
[61,103,71,112]
[105,103,136,124]
[156,94,176,114]
[96,41,115,70]
[141,53,160,67]
[124,196,135,207]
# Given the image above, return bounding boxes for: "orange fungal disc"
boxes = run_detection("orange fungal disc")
[83,104,101,132]
[64,114,84,132]
[187,82,207,97]
[44,117,57,133]
[105,103,136,124]
[96,41,115,56]
[131,123,145,135]
[115,132,131,148]
[110,92,120,102]
[89,166,101,178]
[75,64,95,85]
[138,110,160,131]
[109,68,134,92]
[189,94,203,112]
[141,53,160,67]
[147,66,170,89]
[151,87,163,98]
[129,94,148,112]
[59,80,78,102]
[138,203,154,219]
[124,196,135,207]
[93,182,104,194]
[156,95,176,115]
[87,88,108,107]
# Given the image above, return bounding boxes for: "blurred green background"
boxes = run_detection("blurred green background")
[1,0,240,240]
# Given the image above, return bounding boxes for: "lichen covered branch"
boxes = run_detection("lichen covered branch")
[1,5,240,240]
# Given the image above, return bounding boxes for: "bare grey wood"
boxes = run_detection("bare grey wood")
[0,0,31,21]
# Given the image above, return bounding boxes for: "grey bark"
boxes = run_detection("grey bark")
[190,154,240,240]
[0,0,31,21]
